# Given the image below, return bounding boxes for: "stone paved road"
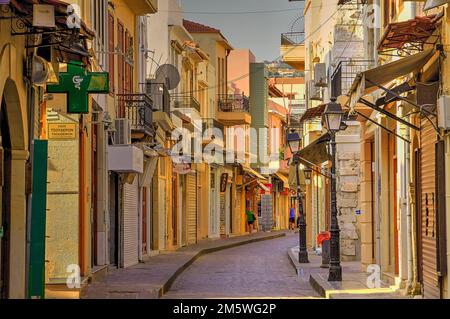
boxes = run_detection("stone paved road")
[164,233,320,299]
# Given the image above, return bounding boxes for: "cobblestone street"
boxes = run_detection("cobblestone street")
[164,233,319,299]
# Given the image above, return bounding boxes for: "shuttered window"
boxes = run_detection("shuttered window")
[117,22,125,117]
[108,13,115,94]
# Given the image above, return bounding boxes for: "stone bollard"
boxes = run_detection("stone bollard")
[321,239,330,268]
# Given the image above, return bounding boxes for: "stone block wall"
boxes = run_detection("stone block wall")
[336,126,361,262]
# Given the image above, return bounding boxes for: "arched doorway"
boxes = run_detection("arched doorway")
[0,96,12,299]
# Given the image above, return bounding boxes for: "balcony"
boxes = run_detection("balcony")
[217,94,251,126]
[280,32,305,71]
[331,59,374,97]
[117,93,154,139]
[171,94,201,113]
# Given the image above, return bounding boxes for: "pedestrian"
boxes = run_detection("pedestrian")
[289,206,296,231]
[246,209,256,233]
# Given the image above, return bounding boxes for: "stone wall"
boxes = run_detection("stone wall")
[336,124,361,261]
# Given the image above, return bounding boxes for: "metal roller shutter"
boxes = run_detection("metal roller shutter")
[186,173,197,245]
[419,117,440,299]
[220,192,226,236]
[123,177,139,268]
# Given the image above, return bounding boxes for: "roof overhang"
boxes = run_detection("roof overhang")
[123,0,158,15]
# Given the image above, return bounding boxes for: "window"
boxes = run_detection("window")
[92,0,107,68]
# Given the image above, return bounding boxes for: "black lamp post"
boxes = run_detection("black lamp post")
[322,98,345,282]
[287,131,309,264]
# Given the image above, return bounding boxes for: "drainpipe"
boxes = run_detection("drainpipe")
[446,133,450,299]
[405,114,413,293]
[375,126,382,267]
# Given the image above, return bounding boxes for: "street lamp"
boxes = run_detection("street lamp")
[322,97,345,282]
[287,131,309,264]
[304,167,312,184]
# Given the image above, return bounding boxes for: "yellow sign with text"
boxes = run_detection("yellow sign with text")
[48,123,77,140]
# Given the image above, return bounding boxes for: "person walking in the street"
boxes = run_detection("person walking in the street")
[246,209,256,233]
[289,206,296,230]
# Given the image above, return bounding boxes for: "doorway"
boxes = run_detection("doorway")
[0,100,11,298]
[91,123,98,267]
[108,172,119,267]
[142,187,148,255]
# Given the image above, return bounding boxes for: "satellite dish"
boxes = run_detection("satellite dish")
[155,64,180,90]
[31,55,49,86]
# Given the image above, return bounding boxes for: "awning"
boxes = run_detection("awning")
[256,181,270,192]
[241,164,267,181]
[297,133,331,166]
[299,104,326,123]
[348,49,435,110]
[424,0,450,11]
[274,172,289,189]
[378,15,440,55]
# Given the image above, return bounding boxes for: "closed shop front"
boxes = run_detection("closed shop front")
[123,176,139,268]
[220,192,226,237]
[236,189,242,234]
[186,173,197,245]
[419,117,440,298]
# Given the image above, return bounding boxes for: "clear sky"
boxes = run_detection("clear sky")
[180,0,305,62]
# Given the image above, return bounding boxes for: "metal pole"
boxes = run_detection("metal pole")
[296,160,309,263]
[328,132,342,281]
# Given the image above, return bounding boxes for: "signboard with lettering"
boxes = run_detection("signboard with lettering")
[220,173,229,193]
[48,123,77,140]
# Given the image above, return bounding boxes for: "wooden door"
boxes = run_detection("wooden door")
[142,187,147,255]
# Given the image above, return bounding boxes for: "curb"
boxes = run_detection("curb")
[159,232,287,298]
[309,273,328,298]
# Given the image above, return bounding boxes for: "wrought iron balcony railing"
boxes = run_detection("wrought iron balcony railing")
[117,93,154,136]
[331,59,374,97]
[170,94,201,113]
[217,94,250,113]
[281,32,305,46]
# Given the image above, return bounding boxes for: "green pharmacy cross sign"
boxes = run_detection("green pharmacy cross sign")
[47,60,109,114]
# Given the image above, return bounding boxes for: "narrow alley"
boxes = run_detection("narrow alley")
[164,234,318,299]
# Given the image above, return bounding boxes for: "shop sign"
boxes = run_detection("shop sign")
[48,123,77,140]
[47,60,109,114]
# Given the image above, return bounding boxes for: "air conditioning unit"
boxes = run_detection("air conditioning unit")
[314,63,327,87]
[437,95,450,129]
[114,118,131,145]
[308,80,323,101]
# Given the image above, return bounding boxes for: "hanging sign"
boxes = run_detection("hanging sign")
[47,61,109,114]
[220,173,229,192]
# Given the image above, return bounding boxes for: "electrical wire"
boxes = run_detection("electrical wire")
[169,4,344,96]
